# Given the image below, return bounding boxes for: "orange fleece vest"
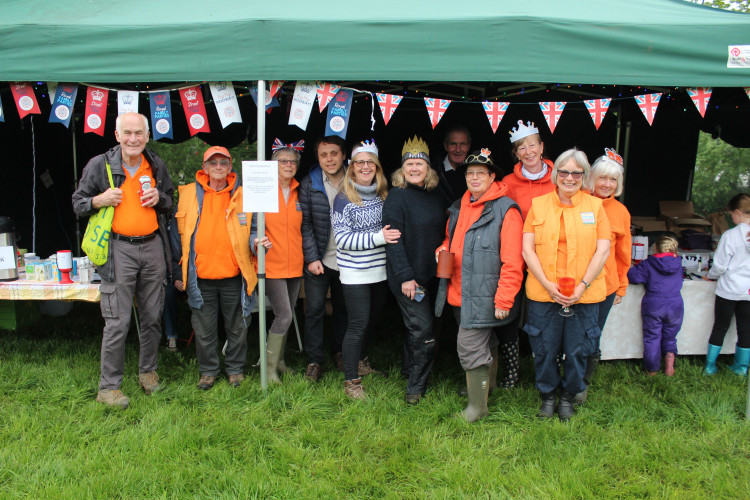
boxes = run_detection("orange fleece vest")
[525,190,609,303]
[262,180,304,279]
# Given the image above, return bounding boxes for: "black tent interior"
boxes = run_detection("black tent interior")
[1,80,748,258]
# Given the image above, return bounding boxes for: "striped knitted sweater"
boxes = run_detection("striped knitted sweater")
[331,183,387,285]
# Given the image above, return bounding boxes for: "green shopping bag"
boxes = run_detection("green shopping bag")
[81,162,115,266]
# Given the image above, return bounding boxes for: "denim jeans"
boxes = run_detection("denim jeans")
[303,265,347,365]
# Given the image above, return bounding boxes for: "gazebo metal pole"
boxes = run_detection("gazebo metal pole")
[257,80,268,393]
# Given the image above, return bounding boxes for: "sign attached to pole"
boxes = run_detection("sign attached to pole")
[242,161,279,213]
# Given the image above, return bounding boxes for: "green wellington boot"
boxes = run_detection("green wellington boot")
[265,333,285,384]
[458,365,490,423]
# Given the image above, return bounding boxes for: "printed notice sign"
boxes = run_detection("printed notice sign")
[242,161,279,213]
[728,45,750,68]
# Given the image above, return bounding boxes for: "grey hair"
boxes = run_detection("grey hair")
[115,112,150,133]
[586,155,624,197]
[551,148,590,185]
[271,147,302,163]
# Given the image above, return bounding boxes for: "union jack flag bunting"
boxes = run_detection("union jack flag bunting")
[687,88,712,118]
[424,98,451,129]
[316,82,341,112]
[745,88,750,99]
[539,101,566,133]
[269,81,285,99]
[634,93,662,126]
[376,93,403,125]
[584,98,611,130]
[482,101,509,133]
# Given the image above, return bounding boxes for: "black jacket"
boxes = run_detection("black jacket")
[298,164,333,265]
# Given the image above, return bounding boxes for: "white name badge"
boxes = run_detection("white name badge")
[580,212,595,225]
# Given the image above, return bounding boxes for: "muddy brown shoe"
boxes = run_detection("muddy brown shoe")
[228,374,244,387]
[304,363,322,383]
[358,356,387,378]
[138,371,161,395]
[96,389,130,409]
[344,378,366,400]
[167,338,178,352]
[197,375,217,390]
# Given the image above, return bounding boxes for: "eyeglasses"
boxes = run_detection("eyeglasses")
[557,170,584,180]
[353,159,376,167]
[206,160,231,167]
[278,159,298,166]
[465,170,490,179]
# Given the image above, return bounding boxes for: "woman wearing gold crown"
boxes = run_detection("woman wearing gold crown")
[331,140,400,400]
[383,137,447,405]
[435,148,524,422]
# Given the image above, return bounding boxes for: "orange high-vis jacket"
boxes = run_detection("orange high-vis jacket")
[524,189,610,303]
[174,177,257,298]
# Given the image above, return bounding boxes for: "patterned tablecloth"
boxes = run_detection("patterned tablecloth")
[600,279,737,360]
[0,279,100,302]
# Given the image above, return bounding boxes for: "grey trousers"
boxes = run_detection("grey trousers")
[191,275,247,377]
[266,277,302,335]
[453,307,493,371]
[99,236,166,390]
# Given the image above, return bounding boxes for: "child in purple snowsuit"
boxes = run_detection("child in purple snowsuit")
[627,235,684,376]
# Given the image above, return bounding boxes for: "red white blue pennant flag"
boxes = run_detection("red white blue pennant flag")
[376,93,402,125]
[118,90,138,115]
[84,87,109,136]
[316,82,341,112]
[583,98,611,130]
[635,93,662,125]
[209,82,242,129]
[288,82,317,130]
[249,83,280,113]
[686,88,712,118]
[269,81,284,100]
[324,88,353,139]
[149,91,173,141]
[10,82,41,119]
[424,98,451,129]
[179,86,210,136]
[539,102,566,133]
[482,101,509,133]
[745,88,750,99]
[0,94,4,123]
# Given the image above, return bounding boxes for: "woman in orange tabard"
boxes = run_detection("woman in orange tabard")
[522,148,611,421]
[253,140,305,384]
[576,148,631,404]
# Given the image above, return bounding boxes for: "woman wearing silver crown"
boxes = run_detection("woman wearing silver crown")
[331,140,400,400]
[496,119,556,390]
[435,148,524,422]
[383,137,447,405]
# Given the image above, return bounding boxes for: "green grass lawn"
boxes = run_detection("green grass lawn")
[1,301,749,499]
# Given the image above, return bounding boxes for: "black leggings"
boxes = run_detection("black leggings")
[708,296,750,348]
